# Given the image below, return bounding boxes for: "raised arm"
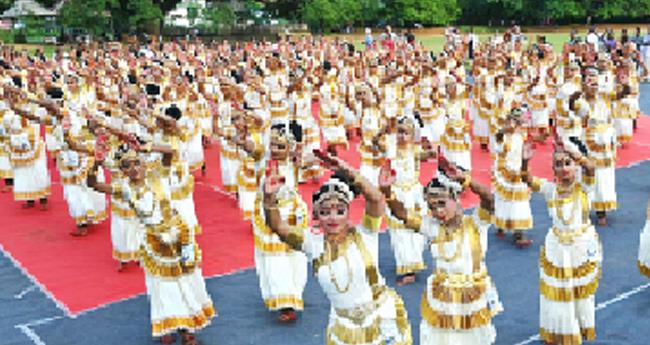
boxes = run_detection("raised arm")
[87,163,113,195]
[378,161,422,231]
[315,150,385,218]
[262,166,303,250]
[441,156,494,213]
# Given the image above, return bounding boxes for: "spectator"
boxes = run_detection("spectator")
[405,28,415,47]
[364,28,374,50]
[604,31,617,52]
[587,26,600,52]
[621,28,629,44]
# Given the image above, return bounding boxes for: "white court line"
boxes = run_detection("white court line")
[0,244,72,317]
[14,285,37,299]
[15,316,64,345]
[513,282,650,345]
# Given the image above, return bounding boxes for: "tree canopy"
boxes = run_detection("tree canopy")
[5,0,646,35]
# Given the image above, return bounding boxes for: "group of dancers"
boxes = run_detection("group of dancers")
[0,26,647,345]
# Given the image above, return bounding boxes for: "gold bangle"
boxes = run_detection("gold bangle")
[462,175,472,189]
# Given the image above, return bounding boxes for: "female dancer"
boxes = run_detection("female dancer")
[88,146,214,345]
[493,109,534,247]
[383,157,503,345]
[252,121,308,322]
[263,151,412,345]
[386,116,435,285]
[522,141,601,345]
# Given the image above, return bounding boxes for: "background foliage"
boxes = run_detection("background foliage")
[0,0,647,35]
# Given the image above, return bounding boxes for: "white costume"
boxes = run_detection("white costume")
[419,208,503,345]
[531,177,601,344]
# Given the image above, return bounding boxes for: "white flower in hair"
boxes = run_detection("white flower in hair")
[327,177,355,203]
[436,168,463,194]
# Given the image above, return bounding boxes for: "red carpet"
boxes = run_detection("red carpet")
[1,116,650,315]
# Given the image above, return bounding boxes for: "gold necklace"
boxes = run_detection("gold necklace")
[436,220,464,262]
[326,239,352,294]
[554,186,579,226]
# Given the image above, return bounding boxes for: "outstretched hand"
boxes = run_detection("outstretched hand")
[263,160,284,196]
[378,160,396,191]
[438,154,466,183]
[522,141,534,161]
[313,149,353,174]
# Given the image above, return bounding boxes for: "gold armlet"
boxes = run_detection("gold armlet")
[462,175,472,189]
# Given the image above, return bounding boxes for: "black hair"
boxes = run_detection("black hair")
[46,87,64,100]
[165,104,182,120]
[127,74,137,84]
[400,114,423,129]
[323,60,332,71]
[12,76,22,88]
[255,65,264,76]
[311,172,360,206]
[184,71,194,83]
[113,143,130,162]
[331,171,360,196]
[270,121,303,143]
[425,177,445,191]
[145,83,160,96]
[289,120,303,143]
[568,137,589,156]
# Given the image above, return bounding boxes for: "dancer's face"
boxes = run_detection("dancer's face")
[396,123,413,145]
[122,157,145,183]
[426,189,458,223]
[316,198,350,235]
[270,135,289,160]
[553,151,577,185]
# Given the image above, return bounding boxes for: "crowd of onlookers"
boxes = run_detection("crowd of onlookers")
[360,24,650,80]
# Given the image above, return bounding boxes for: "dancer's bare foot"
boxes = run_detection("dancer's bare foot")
[70,225,88,237]
[513,231,532,248]
[397,273,416,286]
[159,334,176,344]
[515,238,533,248]
[278,308,297,323]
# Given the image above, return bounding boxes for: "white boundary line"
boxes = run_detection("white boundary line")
[14,285,37,299]
[0,243,72,317]
[14,316,64,345]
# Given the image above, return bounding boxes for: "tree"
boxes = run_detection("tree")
[60,0,119,37]
[545,0,587,22]
[386,0,460,26]
[595,0,650,19]
[358,0,383,26]
[300,0,339,32]
[0,0,12,13]
[204,2,236,33]
[127,0,163,30]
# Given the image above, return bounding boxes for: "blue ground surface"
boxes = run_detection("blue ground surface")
[2,84,650,345]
